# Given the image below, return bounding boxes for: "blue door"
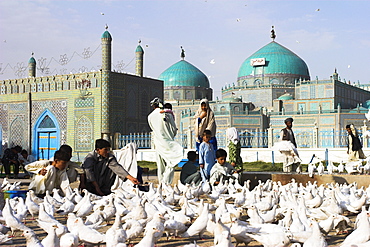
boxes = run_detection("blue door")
[38,132,58,160]
[33,110,60,160]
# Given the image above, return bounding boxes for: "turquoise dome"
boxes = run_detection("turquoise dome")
[159,60,209,88]
[101,30,112,39]
[278,93,294,100]
[363,100,370,109]
[238,41,310,81]
[136,45,144,53]
[28,57,36,64]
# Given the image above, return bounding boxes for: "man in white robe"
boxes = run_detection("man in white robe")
[147,98,184,184]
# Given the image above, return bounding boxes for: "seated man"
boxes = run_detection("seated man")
[180,151,201,185]
[1,147,21,179]
[25,150,71,195]
[80,139,139,196]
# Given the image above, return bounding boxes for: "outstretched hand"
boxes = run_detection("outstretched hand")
[126,175,140,185]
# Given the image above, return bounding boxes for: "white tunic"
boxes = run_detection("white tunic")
[148,108,183,184]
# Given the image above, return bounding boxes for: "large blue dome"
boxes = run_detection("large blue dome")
[159,60,209,88]
[238,41,310,81]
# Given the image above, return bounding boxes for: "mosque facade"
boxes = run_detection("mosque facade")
[161,29,370,149]
[0,28,163,159]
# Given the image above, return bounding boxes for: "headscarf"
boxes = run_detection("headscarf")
[195,99,216,138]
[350,124,358,137]
[150,97,163,108]
[227,127,239,144]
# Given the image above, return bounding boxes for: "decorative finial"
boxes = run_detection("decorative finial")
[180,46,185,60]
[31,52,34,56]
[138,39,141,44]
[105,24,108,30]
[271,26,276,41]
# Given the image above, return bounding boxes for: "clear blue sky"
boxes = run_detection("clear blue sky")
[1,0,369,98]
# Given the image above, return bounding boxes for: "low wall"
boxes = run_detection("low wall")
[137,148,370,164]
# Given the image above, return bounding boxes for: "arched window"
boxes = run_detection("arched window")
[10,117,25,147]
[75,116,93,151]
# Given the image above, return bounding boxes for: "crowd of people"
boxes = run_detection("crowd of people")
[0,97,366,197]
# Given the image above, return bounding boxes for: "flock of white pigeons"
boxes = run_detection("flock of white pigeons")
[307,155,370,177]
[0,174,370,247]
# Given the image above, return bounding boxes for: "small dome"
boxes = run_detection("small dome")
[136,45,144,53]
[238,41,310,81]
[28,57,36,64]
[278,93,294,100]
[363,100,370,109]
[101,30,112,40]
[222,97,242,102]
[159,60,209,88]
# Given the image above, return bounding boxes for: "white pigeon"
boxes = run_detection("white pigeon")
[164,214,188,239]
[182,203,209,238]
[56,197,75,215]
[103,195,116,223]
[341,211,370,246]
[14,197,28,223]
[37,219,68,238]
[52,188,64,202]
[70,217,106,244]
[75,193,93,218]
[229,218,254,246]
[247,205,265,224]
[105,213,127,247]
[365,109,370,121]
[38,203,56,222]
[246,230,291,247]
[85,205,106,226]
[145,211,165,244]
[23,228,43,247]
[41,224,60,247]
[317,163,325,175]
[318,214,336,235]
[123,219,144,243]
[303,220,327,247]
[134,226,159,247]
[29,190,44,204]
[338,161,345,173]
[59,232,79,247]
[214,230,233,247]
[2,198,29,236]
[308,163,316,178]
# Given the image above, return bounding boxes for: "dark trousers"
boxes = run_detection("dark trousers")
[3,161,19,176]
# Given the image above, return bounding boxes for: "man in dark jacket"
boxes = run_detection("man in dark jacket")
[80,139,139,195]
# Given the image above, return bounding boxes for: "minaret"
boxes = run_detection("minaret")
[101,24,112,71]
[28,53,36,77]
[333,68,339,81]
[101,25,112,140]
[135,40,144,77]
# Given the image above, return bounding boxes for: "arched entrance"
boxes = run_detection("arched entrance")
[33,110,60,160]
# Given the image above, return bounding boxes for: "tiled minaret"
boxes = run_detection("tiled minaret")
[135,40,144,77]
[101,25,112,140]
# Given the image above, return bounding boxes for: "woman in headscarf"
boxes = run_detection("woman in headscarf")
[227,127,243,171]
[346,124,366,161]
[194,99,217,152]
